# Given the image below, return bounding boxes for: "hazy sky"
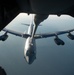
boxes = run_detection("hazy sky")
[0,13,74,75]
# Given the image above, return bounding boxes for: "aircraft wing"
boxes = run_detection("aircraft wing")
[34,29,74,39]
[2,28,30,38]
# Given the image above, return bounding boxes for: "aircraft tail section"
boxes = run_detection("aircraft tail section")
[22,23,42,26]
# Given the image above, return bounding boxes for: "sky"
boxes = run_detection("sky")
[0,13,74,75]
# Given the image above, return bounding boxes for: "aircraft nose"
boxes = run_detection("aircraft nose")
[27,61,32,65]
[24,52,36,65]
[26,50,35,56]
[26,50,30,56]
[24,56,33,65]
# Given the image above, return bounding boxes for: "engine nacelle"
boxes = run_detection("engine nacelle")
[0,34,8,41]
[54,37,65,45]
[67,33,74,40]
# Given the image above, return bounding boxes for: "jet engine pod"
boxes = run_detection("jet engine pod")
[67,33,74,40]
[54,37,65,45]
[2,34,8,41]
[0,34,8,41]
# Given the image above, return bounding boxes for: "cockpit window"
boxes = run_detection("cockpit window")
[26,50,35,56]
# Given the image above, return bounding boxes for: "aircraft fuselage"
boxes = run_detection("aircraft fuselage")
[24,20,36,64]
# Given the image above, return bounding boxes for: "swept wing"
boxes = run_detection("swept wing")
[34,29,74,39]
[2,28,74,39]
[3,28,30,38]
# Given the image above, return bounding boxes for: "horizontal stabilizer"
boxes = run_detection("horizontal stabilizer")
[21,23,30,26]
[21,23,42,26]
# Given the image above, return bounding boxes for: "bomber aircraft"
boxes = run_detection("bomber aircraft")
[0,15,74,64]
